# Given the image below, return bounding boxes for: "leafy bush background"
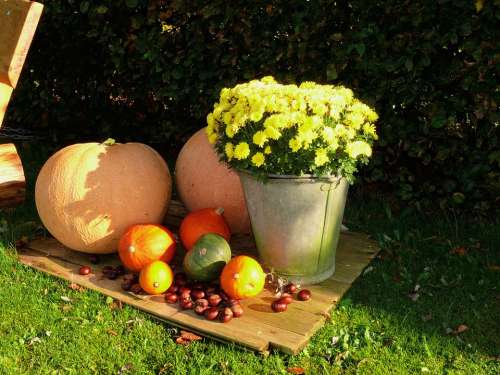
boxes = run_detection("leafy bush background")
[6,0,499,210]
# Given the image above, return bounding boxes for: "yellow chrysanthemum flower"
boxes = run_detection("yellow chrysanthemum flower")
[264,126,281,140]
[253,131,268,147]
[289,137,302,152]
[225,143,234,160]
[223,111,232,126]
[345,112,365,130]
[234,142,250,160]
[208,132,217,145]
[225,125,235,138]
[347,141,372,158]
[314,148,329,167]
[251,152,265,167]
[264,145,272,155]
[363,123,378,139]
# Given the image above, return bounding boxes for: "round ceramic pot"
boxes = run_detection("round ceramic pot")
[238,171,348,285]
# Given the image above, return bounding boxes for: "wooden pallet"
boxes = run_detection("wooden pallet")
[17,201,379,355]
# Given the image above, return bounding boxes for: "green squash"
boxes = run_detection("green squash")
[183,233,232,282]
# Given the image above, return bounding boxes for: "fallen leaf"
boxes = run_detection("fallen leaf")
[450,246,467,256]
[107,329,118,336]
[287,367,305,374]
[110,300,123,310]
[68,283,84,292]
[175,337,188,345]
[180,330,202,342]
[61,305,72,312]
[331,336,339,345]
[454,324,469,335]
[60,296,72,303]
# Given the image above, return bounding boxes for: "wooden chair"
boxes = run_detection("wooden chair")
[0,0,43,208]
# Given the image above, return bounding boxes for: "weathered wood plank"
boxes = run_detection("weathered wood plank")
[18,199,378,354]
[0,143,25,208]
[18,229,377,354]
[0,0,43,127]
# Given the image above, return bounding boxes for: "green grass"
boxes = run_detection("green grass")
[0,144,499,374]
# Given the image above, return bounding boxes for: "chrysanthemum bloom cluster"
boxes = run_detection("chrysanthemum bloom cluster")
[206,76,378,182]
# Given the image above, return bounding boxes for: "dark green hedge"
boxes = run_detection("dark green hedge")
[7,0,500,210]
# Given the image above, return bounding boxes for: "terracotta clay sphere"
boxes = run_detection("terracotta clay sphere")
[175,128,250,234]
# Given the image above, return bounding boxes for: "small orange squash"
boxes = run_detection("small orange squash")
[179,208,231,250]
[118,224,176,272]
[139,260,173,295]
[220,255,266,299]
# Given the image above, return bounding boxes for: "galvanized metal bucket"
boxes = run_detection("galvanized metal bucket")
[238,171,348,285]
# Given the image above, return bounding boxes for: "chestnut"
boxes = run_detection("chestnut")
[179,286,191,294]
[130,283,142,294]
[180,300,194,310]
[114,265,126,276]
[194,299,209,315]
[219,307,233,323]
[219,291,230,302]
[204,307,219,321]
[297,289,311,301]
[208,294,222,307]
[106,270,118,280]
[278,293,293,305]
[205,285,218,297]
[164,292,178,304]
[230,303,244,318]
[167,285,179,294]
[191,289,205,301]
[121,279,133,291]
[271,301,288,312]
[79,266,91,275]
[285,283,297,294]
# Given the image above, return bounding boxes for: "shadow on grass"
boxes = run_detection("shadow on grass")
[341,192,500,359]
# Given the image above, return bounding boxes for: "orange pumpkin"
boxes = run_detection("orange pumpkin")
[175,128,251,234]
[220,255,266,299]
[139,260,173,295]
[35,140,172,254]
[179,208,231,250]
[118,224,176,272]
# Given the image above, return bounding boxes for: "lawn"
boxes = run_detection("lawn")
[0,144,498,374]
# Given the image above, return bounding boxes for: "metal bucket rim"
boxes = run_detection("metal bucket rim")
[238,169,342,183]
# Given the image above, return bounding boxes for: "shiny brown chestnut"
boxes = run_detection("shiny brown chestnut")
[208,294,222,307]
[297,289,311,301]
[271,301,288,312]
[114,265,126,276]
[191,289,205,300]
[219,307,233,323]
[285,283,297,294]
[121,279,133,291]
[130,283,142,294]
[164,292,178,304]
[167,285,179,294]
[204,307,219,321]
[278,293,293,305]
[180,300,194,310]
[230,303,244,318]
[79,266,91,275]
